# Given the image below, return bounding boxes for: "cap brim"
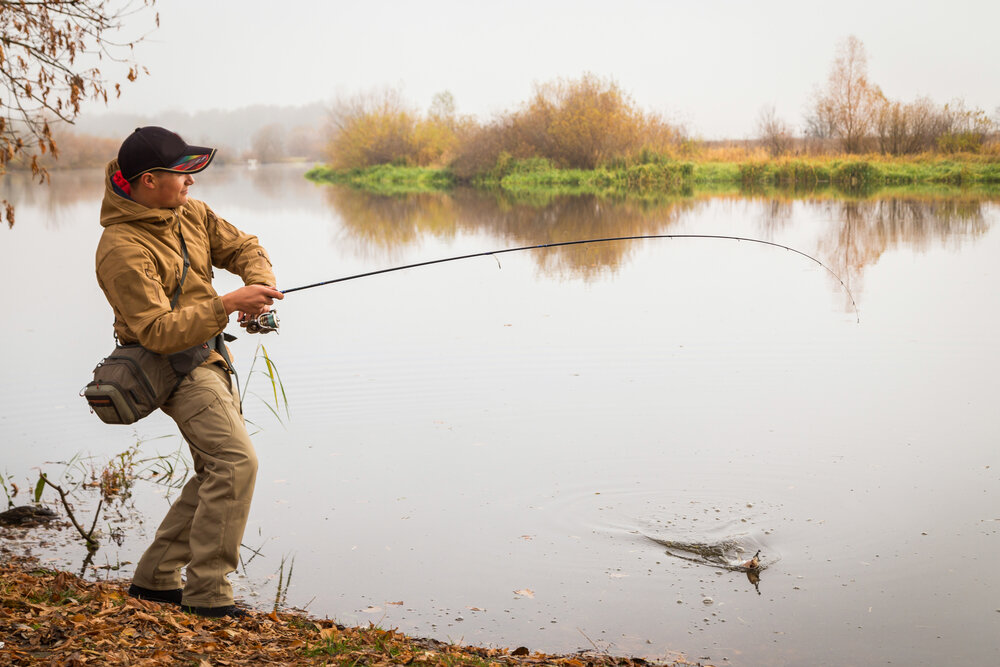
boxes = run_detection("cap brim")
[164,147,216,174]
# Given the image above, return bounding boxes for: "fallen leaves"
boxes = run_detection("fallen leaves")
[0,554,688,666]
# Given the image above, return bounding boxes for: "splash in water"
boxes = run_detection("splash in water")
[647,535,776,594]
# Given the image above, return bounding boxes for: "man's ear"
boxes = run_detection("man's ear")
[137,172,157,190]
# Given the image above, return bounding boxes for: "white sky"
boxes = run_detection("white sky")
[90,0,1000,140]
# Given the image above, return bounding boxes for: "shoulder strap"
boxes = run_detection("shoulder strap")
[111,227,192,345]
[170,229,191,310]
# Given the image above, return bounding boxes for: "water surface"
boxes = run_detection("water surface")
[2,165,998,666]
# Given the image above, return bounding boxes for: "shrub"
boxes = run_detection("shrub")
[450,73,683,178]
[326,88,459,169]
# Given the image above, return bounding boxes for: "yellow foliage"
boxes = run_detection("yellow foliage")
[509,73,680,169]
[448,73,684,176]
[327,89,459,169]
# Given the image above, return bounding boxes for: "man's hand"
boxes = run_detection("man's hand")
[221,284,283,318]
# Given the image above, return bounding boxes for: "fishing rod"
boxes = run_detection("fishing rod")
[276,234,860,322]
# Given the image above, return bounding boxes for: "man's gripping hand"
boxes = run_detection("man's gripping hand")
[221,284,283,320]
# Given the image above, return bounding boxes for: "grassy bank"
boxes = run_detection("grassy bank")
[0,555,692,666]
[306,160,694,197]
[307,155,1000,198]
[732,156,1000,187]
[306,164,455,195]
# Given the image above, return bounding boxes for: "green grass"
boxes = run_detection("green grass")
[692,161,742,184]
[306,157,1000,199]
[306,164,455,194]
[734,157,1000,187]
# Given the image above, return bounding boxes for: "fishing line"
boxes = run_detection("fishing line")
[281,234,860,323]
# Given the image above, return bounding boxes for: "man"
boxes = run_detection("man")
[95,126,283,618]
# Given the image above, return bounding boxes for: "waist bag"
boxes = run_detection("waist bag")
[82,341,219,425]
[82,229,234,425]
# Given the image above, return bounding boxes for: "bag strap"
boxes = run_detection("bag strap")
[114,227,191,345]
[170,229,191,310]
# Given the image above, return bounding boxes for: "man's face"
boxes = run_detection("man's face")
[145,171,194,209]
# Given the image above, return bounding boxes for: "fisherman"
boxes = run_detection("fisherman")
[95,126,283,618]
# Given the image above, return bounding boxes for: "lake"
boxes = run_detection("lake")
[1,164,998,666]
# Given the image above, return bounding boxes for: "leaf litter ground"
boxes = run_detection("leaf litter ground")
[0,555,705,666]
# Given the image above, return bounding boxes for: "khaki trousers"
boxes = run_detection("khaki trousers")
[132,363,257,607]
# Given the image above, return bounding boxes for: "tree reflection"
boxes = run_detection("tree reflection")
[325,186,707,280]
[0,169,105,229]
[814,196,992,304]
[324,185,998,294]
[6,165,995,305]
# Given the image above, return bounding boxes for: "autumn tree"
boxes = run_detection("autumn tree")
[935,100,994,153]
[284,124,322,160]
[519,73,676,169]
[250,123,285,162]
[449,73,681,176]
[873,97,945,155]
[327,88,418,168]
[872,96,993,155]
[326,88,461,169]
[0,0,157,226]
[810,36,884,153]
[427,90,457,130]
[756,104,793,157]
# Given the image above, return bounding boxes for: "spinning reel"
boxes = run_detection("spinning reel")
[243,310,279,334]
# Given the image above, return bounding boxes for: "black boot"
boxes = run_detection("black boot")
[127,584,183,606]
[183,604,250,619]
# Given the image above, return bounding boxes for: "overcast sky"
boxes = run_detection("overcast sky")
[89,0,1000,140]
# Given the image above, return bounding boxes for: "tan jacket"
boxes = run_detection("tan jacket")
[96,161,275,357]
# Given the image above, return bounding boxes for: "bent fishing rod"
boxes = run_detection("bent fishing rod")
[276,235,860,323]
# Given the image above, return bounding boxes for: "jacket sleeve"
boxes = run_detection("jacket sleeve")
[205,206,276,286]
[97,244,229,355]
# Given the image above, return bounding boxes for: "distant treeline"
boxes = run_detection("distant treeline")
[326,74,689,180]
[769,36,996,157]
[5,131,242,172]
[13,37,997,178]
[322,39,997,180]
[6,104,329,172]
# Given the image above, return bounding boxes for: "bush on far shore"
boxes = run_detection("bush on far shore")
[326,74,689,180]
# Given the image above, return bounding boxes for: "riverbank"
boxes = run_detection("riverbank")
[305,155,1000,197]
[0,555,698,666]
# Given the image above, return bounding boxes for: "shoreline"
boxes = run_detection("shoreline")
[305,156,1000,198]
[0,554,700,666]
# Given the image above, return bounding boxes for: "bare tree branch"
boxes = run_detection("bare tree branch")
[1,0,157,226]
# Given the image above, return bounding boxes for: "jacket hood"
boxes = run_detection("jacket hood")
[100,160,177,228]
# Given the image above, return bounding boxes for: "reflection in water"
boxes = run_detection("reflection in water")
[324,184,999,296]
[816,198,992,295]
[324,185,705,280]
[0,164,325,230]
[0,170,104,229]
[6,166,995,295]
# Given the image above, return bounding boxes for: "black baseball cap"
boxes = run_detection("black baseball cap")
[118,126,216,181]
